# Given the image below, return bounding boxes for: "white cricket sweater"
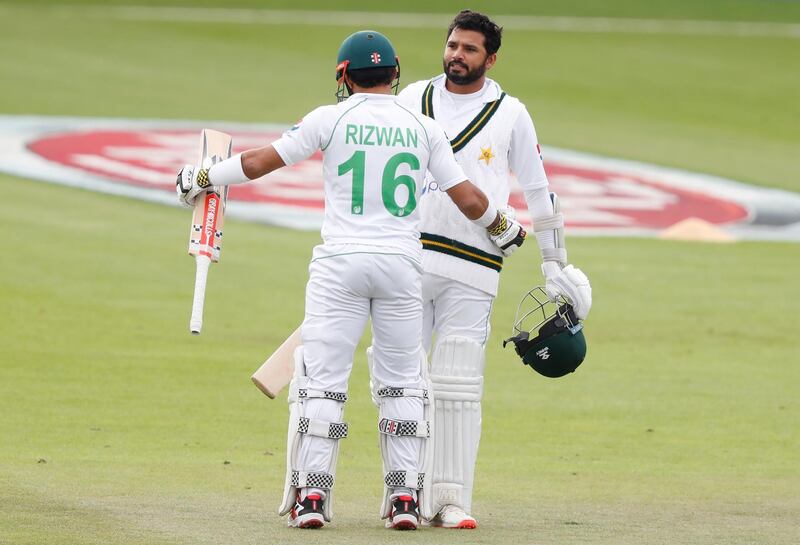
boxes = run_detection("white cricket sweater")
[398,76,550,295]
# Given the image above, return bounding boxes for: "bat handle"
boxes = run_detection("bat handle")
[190,254,212,335]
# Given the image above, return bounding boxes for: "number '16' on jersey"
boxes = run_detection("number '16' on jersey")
[272,93,467,257]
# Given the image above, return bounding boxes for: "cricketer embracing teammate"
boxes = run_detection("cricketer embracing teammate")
[397,10,593,529]
[176,29,526,530]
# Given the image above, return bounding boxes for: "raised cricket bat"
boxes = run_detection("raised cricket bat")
[188,129,232,335]
[251,327,301,398]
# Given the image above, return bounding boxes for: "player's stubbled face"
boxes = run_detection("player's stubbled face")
[443,28,490,85]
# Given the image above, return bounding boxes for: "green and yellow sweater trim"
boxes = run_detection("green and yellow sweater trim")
[421,80,506,153]
[420,233,503,272]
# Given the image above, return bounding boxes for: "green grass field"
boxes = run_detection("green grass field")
[1,1,799,544]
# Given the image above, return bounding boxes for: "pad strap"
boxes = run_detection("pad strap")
[291,470,334,490]
[377,386,429,401]
[379,418,430,438]
[298,417,349,439]
[298,388,348,402]
[384,471,425,490]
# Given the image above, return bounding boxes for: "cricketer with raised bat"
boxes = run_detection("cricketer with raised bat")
[175,29,525,531]
[395,10,593,528]
[182,129,232,336]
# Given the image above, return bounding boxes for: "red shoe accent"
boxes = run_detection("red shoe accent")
[393,519,417,531]
[397,495,413,516]
[455,519,477,529]
[307,494,321,511]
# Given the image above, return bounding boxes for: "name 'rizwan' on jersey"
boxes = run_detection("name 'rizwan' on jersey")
[344,124,419,148]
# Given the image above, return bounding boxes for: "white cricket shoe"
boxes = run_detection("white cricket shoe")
[429,505,477,529]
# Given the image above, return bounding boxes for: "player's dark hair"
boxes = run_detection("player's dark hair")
[347,66,397,88]
[447,10,503,55]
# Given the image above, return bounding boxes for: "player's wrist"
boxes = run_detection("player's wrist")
[473,202,499,229]
[208,153,248,186]
[541,261,563,279]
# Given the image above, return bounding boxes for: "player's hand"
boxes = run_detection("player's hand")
[542,262,592,320]
[176,164,211,207]
[488,213,526,256]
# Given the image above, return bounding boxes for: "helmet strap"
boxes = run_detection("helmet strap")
[335,60,351,102]
[391,57,401,95]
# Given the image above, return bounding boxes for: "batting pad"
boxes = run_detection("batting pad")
[374,351,435,520]
[429,336,485,515]
[278,347,348,522]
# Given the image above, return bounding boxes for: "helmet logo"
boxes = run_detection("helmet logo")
[536,347,550,360]
[370,52,381,64]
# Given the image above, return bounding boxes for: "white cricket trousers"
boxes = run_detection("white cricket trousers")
[421,272,494,352]
[421,271,493,514]
[298,248,427,479]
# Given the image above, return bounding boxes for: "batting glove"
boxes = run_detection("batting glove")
[542,262,592,320]
[176,164,211,207]
[488,213,526,256]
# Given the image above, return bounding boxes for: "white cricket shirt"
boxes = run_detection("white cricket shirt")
[273,93,466,261]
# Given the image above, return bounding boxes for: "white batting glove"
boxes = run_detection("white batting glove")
[488,213,527,257]
[176,164,211,207]
[542,262,592,320]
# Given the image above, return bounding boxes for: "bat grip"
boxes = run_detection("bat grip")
[190,254,212,335]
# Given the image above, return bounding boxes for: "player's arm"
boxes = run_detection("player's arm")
[177,108,328,206]
[510,108,591,319]
[443,180,489,221]
[443,181,525,254]
[214,145,286,186]
[176,146,285,206]
[216,144,292,185]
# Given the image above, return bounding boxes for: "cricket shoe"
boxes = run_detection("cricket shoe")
[429,505,477,529]
[388,494,419,530]
[288,493,325,529]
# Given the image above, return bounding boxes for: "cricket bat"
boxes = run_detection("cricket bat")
[188,129,232,335]
[251,327,301,398]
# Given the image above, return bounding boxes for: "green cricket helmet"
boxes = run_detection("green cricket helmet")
[503,287,587,378]
[335,30,400,101]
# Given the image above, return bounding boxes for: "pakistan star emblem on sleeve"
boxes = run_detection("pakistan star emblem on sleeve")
[478,146,495,165]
